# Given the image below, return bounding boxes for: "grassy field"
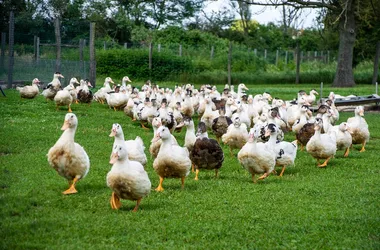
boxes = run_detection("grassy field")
[1,83,379,249]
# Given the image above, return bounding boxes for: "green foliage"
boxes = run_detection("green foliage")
[96,49,194,81]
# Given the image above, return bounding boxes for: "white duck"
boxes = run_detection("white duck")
[200,96,220,129]
[287,95,310,128]
[105,88,129,111]
[42,72,64,101]
[328,122,352,157]
[149,117,178,159]
[64,77,80,104]
[93,77,114,104]
[107,144,151,211]
[54,84,74,112]
[152,126,191,191]
[237,126,276,183]
[305,89,319,105]
[222,114,249,156]
[266,123,298,176]
[292,105,312,133]
[183,116,196,153]
[109,123,147,167]
[47,113,90,194]
[16,78,40,99]
[306,117,337,167]
[347,106,370,152]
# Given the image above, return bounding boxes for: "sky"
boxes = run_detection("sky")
[203,0,318,29]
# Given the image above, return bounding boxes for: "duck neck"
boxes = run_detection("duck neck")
[58,127,75,144]
[267,133,277,146]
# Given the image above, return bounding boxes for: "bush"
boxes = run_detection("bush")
[96,49,194,81]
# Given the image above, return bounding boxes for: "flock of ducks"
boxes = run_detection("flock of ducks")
[16,74,371,212]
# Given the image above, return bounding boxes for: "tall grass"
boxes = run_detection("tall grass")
[1,83,379,249]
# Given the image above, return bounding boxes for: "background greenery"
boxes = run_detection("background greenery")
[1,83,379,249]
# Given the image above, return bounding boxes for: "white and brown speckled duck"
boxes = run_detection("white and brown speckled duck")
[47,113,90,194]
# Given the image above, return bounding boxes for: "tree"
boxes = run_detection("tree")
[240,0,379,87]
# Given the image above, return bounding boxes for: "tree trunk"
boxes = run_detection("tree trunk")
[332,0,356,87]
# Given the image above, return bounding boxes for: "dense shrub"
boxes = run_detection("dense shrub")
[97,49,194,81]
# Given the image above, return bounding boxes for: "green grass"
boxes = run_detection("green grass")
[1,83,379,249]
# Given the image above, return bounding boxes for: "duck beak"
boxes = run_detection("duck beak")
[314,125,320,131]
[152,133,161,143]
[109,129,116,137]
[61,120,70,130]
[359,111,364,116]
[109,153,118,164]
[264,129,271,137]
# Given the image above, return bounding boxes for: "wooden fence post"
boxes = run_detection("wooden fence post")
[158,44,161,52]
[372,41,380,85]
[1,32,5,71]
[8,11,14,89]
[34,35,37,61]
[228,42,232,87]
[210,46,214,60]
[254,48,257,56]
[54,17,61,73]
[285,51,288,65]
[276,50,279,66]
[89,22,96,87]
[103,41,106,50]
[124,43,127,49]
[36,37,40,63]
[295,40,300,84]
[264,49,267,60]
[179,44,182,56]
[79,39,84,75]
[327,50,330,64]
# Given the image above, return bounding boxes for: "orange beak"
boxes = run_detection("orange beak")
[61,120,69,130]
[109,153,118,164]
[109,129,116,137]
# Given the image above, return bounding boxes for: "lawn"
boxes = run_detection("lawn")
[0,83,379,249]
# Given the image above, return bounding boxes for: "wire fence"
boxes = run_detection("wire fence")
[0,31,338,87]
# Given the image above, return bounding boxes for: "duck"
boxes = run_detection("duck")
[200,96,220,130]
[47,113,90,194]
[305,89,319,105]
[296,104,329,151]
[93,77,114,104]
[183,116,197,153]
[190,122,224,180]
[266,123,298,176]
[328,122,352,157]
[149,117,178,159]
[16,78,40,99]
[107,144,151,211]
[211,107,233,143]
[109,123,147,167]
[346,106,370,152]
[105,88,129,111]
[64,77,80,104]
[152,126,191,191]
[137,98,159,129]
[287,95,310,128]
[306,117,337,167]
[292,105,312,133]
[54,84,74,112]
[237,126,276,183]
[77,79,93,104]
[42,72,64,101]
[221,114,249,156]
